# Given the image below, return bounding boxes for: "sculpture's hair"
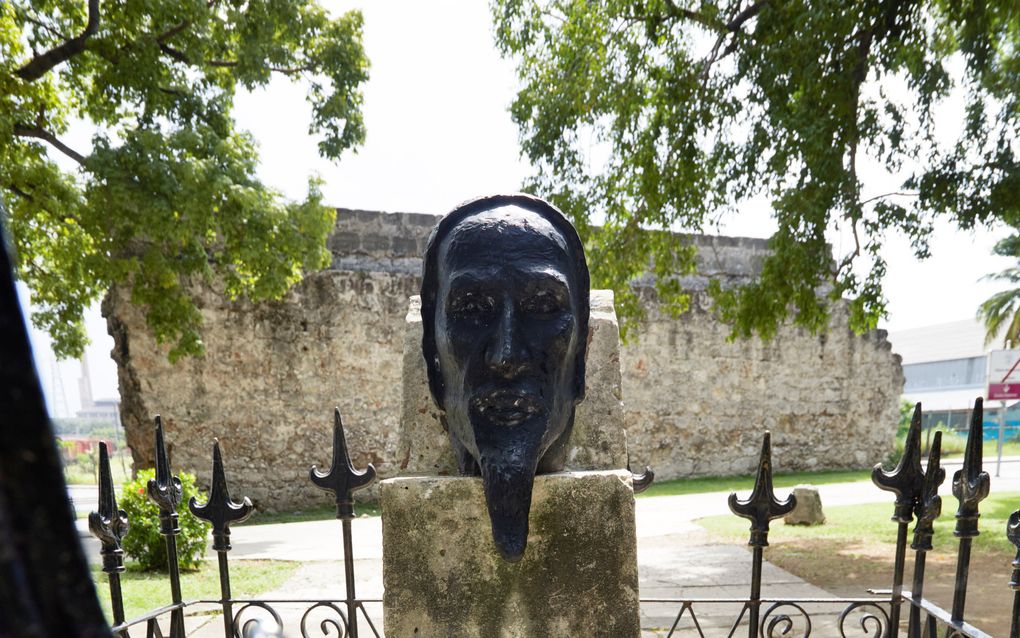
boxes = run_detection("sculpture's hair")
[420,193,591,410]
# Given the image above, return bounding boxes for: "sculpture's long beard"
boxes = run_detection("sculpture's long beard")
[478,447,541,562]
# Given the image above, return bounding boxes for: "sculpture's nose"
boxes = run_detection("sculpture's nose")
[485,302,528,378]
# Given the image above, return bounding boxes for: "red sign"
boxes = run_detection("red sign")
[988,382,1020,400]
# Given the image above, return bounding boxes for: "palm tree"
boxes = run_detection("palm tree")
[978,233,1020,347]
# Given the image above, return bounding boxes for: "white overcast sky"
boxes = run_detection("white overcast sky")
[20,1,1014,416]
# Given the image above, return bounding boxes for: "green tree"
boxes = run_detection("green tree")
[978,232,1020,347]
[1,1,368,360]
[493,0,1019,336]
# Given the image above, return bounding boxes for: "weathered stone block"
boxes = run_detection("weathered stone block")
[396,290,628,475]
[784,485,825,526]
[380,471,640,638]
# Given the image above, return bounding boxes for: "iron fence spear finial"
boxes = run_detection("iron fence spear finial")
[912,432,945,553]
[952,399,990,539]
[190,439,254,552]
[728,431,796,548]
[310,408,377,520]
[90,441,130,567]
[148,415,183,528]
[873,402,926,524]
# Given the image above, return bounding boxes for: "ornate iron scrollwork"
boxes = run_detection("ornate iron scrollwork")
[761,601,812,638]
[631,465,655,494]
[837,602,889,638]
[233,602,284,638]
[299,602,350,638]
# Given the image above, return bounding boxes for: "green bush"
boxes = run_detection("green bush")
[120,469,211,571]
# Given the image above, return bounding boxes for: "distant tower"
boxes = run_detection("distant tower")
[78,352,94,411]
[48,356,69,419]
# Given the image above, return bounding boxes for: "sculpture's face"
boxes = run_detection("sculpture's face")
[432,205,584,560]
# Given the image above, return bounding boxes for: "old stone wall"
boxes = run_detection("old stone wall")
[105,209,903,510]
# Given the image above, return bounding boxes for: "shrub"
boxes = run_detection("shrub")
[120,469,211,571]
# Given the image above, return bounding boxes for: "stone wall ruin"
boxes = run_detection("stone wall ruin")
[104,209,904,510]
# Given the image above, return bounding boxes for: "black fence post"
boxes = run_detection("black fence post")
[873,402,927,638]
[89,442,132,637]
[310,409,377,638]
[189,440,253,638]
[950,399,990,627]
[728,432,795,638]
[1008,508,1020,638]
[906,432,944,638]
[147,416,186,638]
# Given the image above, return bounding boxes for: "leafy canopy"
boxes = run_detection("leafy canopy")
[1,0,368,360]
[493,0,1019,337]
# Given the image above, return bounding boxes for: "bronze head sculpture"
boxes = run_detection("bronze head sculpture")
[421,193,590,561]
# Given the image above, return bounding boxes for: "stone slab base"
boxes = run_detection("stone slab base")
[380,471,640,637]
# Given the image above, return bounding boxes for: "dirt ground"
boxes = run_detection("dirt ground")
[764,538,1015,637]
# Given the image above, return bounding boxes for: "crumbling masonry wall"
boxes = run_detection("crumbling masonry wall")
[105,209,904,510]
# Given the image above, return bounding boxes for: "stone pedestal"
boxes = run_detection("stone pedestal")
[380,471,640,638]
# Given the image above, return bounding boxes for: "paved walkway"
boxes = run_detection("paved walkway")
[76,457,1020,636]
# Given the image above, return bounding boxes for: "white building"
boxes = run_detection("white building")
[888,318,1017,435]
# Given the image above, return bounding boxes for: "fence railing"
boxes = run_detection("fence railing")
[88,399,1020,637]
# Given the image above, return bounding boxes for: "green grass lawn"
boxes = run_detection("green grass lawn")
[697,491,1020,555]
[638,468,873,499]
[91,559,300,624]
[64,450,133,485]
[244,502,381,526]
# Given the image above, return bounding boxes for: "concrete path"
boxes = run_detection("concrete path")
[76,457,1020,636]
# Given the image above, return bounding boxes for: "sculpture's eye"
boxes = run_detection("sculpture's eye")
[522,289,565,316]
[449,291,496,319]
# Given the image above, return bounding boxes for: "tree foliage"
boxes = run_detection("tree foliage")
[978,231,1020,347]
[493,0,1019,337]
[1,1,368,360]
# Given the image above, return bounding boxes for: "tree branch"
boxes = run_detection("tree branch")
[8,185,35,202]
[158,42,190,64]
[158,43,311,76]
[15,0,100,82]
[859,191,919,206]
[662,1,727,32]
[699,1,770,81]
[726,0,769,32]
[14,125,86,165]
[23,16,69,41]
[206,59,313,74]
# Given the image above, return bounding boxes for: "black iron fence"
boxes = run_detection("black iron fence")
[87,399,1020,637]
